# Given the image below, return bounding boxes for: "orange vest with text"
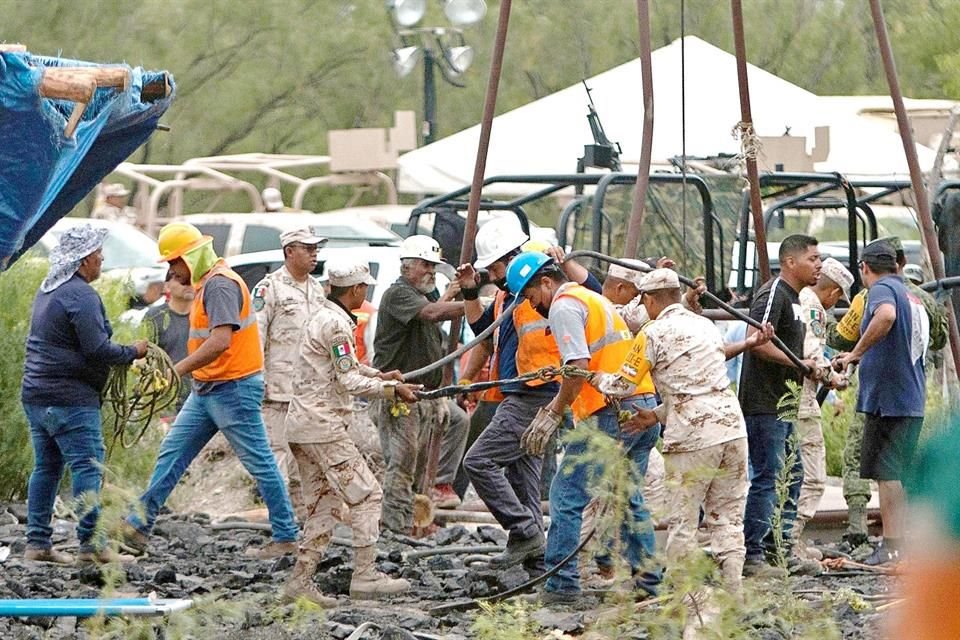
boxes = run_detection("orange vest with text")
[188,261,263,382]
[555,284,652,421]
[482,291,562,402]
[353,299,377,365]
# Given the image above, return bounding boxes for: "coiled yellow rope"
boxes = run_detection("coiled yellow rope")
[102,343,181,451]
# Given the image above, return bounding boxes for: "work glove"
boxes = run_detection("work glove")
[520,407,563,456]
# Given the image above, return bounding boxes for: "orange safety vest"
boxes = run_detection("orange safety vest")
[353,299,377,365]
[188,260,263,382]
[482,291,562,402]
[555,284,652,421]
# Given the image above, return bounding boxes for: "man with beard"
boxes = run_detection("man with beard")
[372,235,468,535]
[144,268,195,413]
[739,234,822,577]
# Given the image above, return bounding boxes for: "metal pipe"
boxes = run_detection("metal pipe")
[730,0,771,283]
[566,250,811,374]
[869,0,960,384]
[624,0,654,259]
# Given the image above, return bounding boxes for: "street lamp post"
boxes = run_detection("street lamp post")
[386,0,486,146]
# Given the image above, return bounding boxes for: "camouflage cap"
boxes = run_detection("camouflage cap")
[820,257,854,301]
[327,258,377,287]
[607,259,648,287]
[638,268,680,292]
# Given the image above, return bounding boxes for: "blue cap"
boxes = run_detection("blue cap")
[505,251,554,295]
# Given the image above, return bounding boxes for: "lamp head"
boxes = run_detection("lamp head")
[392,46,422,77]
[444,45,474,74]
[442,0,487,26]
[386,0,427,27]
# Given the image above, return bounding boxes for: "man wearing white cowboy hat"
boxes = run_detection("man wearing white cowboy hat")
[21,224,148,565]
[92,182,137,225]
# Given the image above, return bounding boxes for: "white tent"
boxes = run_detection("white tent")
[397,36,940,194]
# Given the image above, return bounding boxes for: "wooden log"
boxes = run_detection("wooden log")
[69,66,131,92]
[141,72,171,102]
[64,101,89,139]
[0,44,27,52]
[38,70,96,103]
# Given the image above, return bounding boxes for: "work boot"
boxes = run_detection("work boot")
[431,484,462,509]
[77,545,135,564]
[119,521,149,556]
[488,532,545,569]
[786,555,822,576]
[24,546,74,565]
[350,545,410,599]
[790,521,823,561]
[245,540,298,559]
[741,557,787,579]
[281,551,338,608]
[845,501,869,540]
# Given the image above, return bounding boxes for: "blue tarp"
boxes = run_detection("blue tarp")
[0,51,175,269]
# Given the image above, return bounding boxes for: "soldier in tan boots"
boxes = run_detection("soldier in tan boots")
[282,258,420,606]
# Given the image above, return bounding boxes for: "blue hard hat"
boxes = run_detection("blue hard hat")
[506,251,554,294]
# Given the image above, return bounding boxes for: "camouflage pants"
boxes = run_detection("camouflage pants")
[842,411,871,508]
[644,447,666,526]
[262,400,304,519]
[795,416,827,523]
[376,397,446,533]
[663,438,748,592]
[290,438,383,553]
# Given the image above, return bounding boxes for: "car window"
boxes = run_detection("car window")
[242,225,283,254]
[233,261,281,291]
[194,224,231,256]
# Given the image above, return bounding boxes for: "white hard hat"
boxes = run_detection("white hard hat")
[262,187,283,212]
[474,218,529,269]
[399,235,443,264]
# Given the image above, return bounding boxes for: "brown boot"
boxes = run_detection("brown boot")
[281,551,338,608]
[350,545,410,599]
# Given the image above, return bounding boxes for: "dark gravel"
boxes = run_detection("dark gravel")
[0,504,893,639]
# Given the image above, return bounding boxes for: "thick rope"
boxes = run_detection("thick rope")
[102,343,181,452]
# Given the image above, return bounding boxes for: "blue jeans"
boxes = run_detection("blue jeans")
[127,374,298,542]
[22,404,105,549]
[544,395,662,595]
[743,414,803,560]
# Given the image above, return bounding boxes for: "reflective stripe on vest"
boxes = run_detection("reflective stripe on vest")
[482,292,507,402]
[555,284,654,420]
[513,298,561,384]
[188,261,264,382]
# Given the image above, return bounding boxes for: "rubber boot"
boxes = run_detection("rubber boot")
[282,550,338,608]
[350,545,410,599]
[844,500,869,548]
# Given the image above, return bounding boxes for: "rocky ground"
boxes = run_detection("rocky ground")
[0,500,896,640]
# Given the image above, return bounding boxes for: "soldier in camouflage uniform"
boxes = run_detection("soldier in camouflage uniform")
[252,228,326,521]
[597,269,773,593]
[827,236,946,546]
[282,259,419,606]
[795,259,852,557]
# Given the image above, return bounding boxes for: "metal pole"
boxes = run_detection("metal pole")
[423,48,437,145]
[624,0,654,259]
[730,0,771,283]
[869,0,960,383]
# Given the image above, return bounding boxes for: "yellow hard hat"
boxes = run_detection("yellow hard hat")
[157,222,212,263]
[521,239,552,254]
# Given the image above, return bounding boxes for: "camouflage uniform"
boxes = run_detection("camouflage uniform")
[795,287,839,525]
[253,265,325,519]
[599,303,749,592]
[285,298,400,553]
[828,281,947,537]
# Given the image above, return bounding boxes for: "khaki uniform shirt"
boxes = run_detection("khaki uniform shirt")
[599,303,746,453]
[286,298,391,443]
[253,265,325,402]
[798,287,833,419]
[91,204,138,225]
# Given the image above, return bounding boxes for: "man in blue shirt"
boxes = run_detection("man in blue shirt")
[834,239,928,565]
[21,225,147,565]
